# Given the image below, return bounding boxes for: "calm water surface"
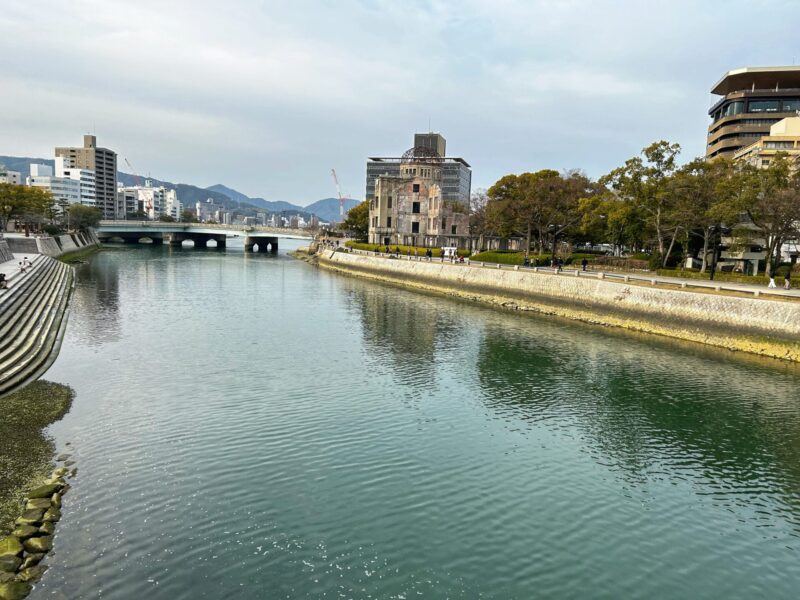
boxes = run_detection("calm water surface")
[32,241,800,598]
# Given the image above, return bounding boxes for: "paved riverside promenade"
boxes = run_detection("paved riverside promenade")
[343,247,800,301]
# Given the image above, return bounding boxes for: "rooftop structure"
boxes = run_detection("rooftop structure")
[365,132,472,206]
[707,66,800,159]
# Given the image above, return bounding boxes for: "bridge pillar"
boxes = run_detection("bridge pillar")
[151,236,164,246]
[167,233,185,247]
[244,237,255,253]
[214,234,227,249]
[194,236,208,249]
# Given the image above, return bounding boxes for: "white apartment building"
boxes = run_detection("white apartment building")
[163,188,182,221]
[118,180,182,220]
[0,165,21,184]
[27,163,81,205]
[55,157,96,206]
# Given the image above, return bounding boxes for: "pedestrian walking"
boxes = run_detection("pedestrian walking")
[18,261,27,274]
[784,271,791,290]
[581,258,588,271]
[768,274,777,288]
[22,257,32,269]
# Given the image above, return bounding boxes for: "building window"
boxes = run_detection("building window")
[412,202,420,214]
[412,222,419,233]
[748,100,780,113]
[413,184,420,193]
[783,99,800,112]
[441,218,446,229]
[388,196,392,208]
[451,225,457,235]
[387,216,392,227]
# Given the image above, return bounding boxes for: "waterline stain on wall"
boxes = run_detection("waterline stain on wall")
[315,251,800,362]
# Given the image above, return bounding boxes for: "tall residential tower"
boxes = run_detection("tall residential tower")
[55,135,117,218]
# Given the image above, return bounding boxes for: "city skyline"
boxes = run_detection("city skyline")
[2,0,800,203]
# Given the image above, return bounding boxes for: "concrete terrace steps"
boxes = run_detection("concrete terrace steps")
[0,259,62,347]
[0,263,71,365]
[0,255,75,398]
[0,255,49,309]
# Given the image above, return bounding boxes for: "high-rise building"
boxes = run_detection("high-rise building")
[365,132,471,206]
[55,135,118,218]
[707,66,800,159]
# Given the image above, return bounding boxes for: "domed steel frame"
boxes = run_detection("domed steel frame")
[401,146,443,163]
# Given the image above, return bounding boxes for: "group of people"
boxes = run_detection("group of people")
[0,257,32,290]
[18,257,33,273]
[767,271,792,290]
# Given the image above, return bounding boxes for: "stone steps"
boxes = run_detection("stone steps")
[0,260,62,351]
[0,256,75,398]
[0,256,49,313]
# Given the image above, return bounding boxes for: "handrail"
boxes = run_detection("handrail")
[334,246,799,302]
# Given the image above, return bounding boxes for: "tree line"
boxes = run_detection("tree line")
[0,183,102,234]
[472,141,800,276]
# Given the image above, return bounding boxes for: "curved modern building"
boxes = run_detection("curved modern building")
[706,66,800,159]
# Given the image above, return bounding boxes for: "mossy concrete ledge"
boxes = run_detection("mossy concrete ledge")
[316,250,800,362]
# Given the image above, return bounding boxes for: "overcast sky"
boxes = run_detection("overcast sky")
[2,0,799,205]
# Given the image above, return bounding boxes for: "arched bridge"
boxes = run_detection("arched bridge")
[96,221,311,253]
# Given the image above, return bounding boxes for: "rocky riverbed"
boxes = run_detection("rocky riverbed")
[0,382,74,599]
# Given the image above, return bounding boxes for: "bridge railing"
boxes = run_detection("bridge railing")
[98,221,311,237]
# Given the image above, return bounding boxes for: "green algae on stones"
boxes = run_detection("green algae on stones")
[19,555,42,571]
[23,499,50,512]
[38,522,54,536]
[17,565,47,583]
[14,511,43,527]
[0,580,33,600]
[0,382,74,535]
[0,556,20,573]
[42,508,60,523]
[27,484,61,500]
[0,538,22,558]
[22,536,52,554]
[8,526,36,541]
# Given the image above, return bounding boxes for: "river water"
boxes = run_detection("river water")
[31,241,800,599]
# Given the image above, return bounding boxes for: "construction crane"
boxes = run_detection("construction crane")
[331,168,345,223]
[125,158,152,216]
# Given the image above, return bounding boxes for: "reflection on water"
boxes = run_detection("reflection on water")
[476,325,800,530]
[34,244,800,599]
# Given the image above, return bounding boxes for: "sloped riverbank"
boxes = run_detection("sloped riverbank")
[314,249,800,362]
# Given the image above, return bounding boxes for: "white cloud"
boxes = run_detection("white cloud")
[0,0,797,200]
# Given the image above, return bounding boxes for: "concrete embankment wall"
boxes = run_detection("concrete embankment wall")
[317,251,800,362]
[0,240,12,263]
[6,229,100,258]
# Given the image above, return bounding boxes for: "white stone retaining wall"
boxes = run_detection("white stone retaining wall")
[6,229,100,258]
[322,251,800,339]
[0,240,13,263]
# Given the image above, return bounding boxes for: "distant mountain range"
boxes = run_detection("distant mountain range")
[0,155,361,222]
[207,184,360,222]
